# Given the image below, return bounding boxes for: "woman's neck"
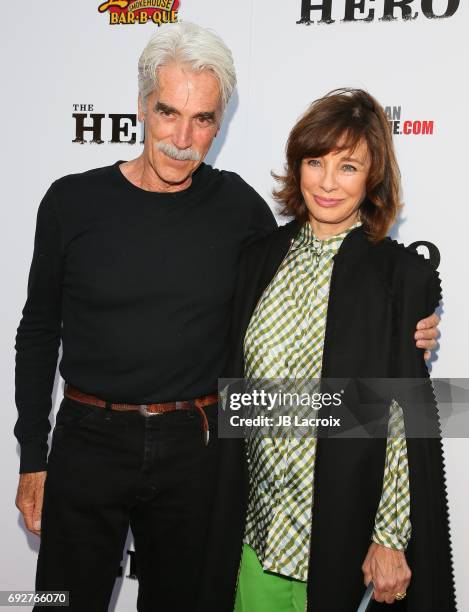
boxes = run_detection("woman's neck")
[308,213,360,240]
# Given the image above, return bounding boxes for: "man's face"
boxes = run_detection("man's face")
[139,63,221,190]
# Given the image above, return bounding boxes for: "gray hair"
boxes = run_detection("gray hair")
[138,22,237,115]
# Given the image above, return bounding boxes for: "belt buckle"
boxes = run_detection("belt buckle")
[139,404,159,417]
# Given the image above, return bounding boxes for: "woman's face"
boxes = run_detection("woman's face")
[300,138,371,235]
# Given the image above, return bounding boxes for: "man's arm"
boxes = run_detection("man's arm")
[14,184,63,534]
[15,184,63,472]
[242,180,277,246]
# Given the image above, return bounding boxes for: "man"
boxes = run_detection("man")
[14,22,439,612]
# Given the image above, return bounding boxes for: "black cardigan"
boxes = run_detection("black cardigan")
[197,222,456,612]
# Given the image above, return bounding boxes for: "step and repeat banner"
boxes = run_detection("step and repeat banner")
[1,1,468,610]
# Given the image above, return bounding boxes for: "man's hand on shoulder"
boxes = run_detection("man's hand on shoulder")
[16,471,47,536]
[415,312,440,361]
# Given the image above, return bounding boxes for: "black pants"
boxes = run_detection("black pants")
[35,397,219,612]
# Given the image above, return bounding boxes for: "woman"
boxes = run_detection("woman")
[211,89,454,612]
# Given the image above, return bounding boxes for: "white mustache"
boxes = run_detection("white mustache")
[156,141,201,162]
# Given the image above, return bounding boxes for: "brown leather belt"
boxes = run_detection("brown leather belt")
[64,384,218,445]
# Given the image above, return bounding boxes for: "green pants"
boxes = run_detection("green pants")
[234,544,307,612]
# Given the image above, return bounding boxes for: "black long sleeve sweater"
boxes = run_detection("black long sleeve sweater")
[14,161,277,472]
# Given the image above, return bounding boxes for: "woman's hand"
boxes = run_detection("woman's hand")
[362,542,411,604]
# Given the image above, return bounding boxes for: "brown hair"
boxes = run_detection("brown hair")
[273,88,402,242]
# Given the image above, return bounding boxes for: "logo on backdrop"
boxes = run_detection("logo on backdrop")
[72,105,144,144]
[71,104,435,144]
[408,241,440,269]
[118,549,138,580]
[385,106,435,136]
[98,0,179,25]
[297,0,460,25]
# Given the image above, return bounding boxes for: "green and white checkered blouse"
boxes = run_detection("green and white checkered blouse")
[243,221,411,582]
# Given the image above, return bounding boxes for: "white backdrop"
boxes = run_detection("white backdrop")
[1,1,468,610]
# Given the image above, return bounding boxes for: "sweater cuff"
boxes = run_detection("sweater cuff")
[19,440,48,474]
[372,527,409,551]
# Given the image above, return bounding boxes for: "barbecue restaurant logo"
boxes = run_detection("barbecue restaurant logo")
[98,0,180,25]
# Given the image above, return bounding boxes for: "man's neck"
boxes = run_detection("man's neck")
[119,156,193,193]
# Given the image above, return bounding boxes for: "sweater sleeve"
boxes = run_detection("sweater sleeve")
[14,184,63,473]
[373,400,411,550]
[373,249,440,551]
[244,184,277,246]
